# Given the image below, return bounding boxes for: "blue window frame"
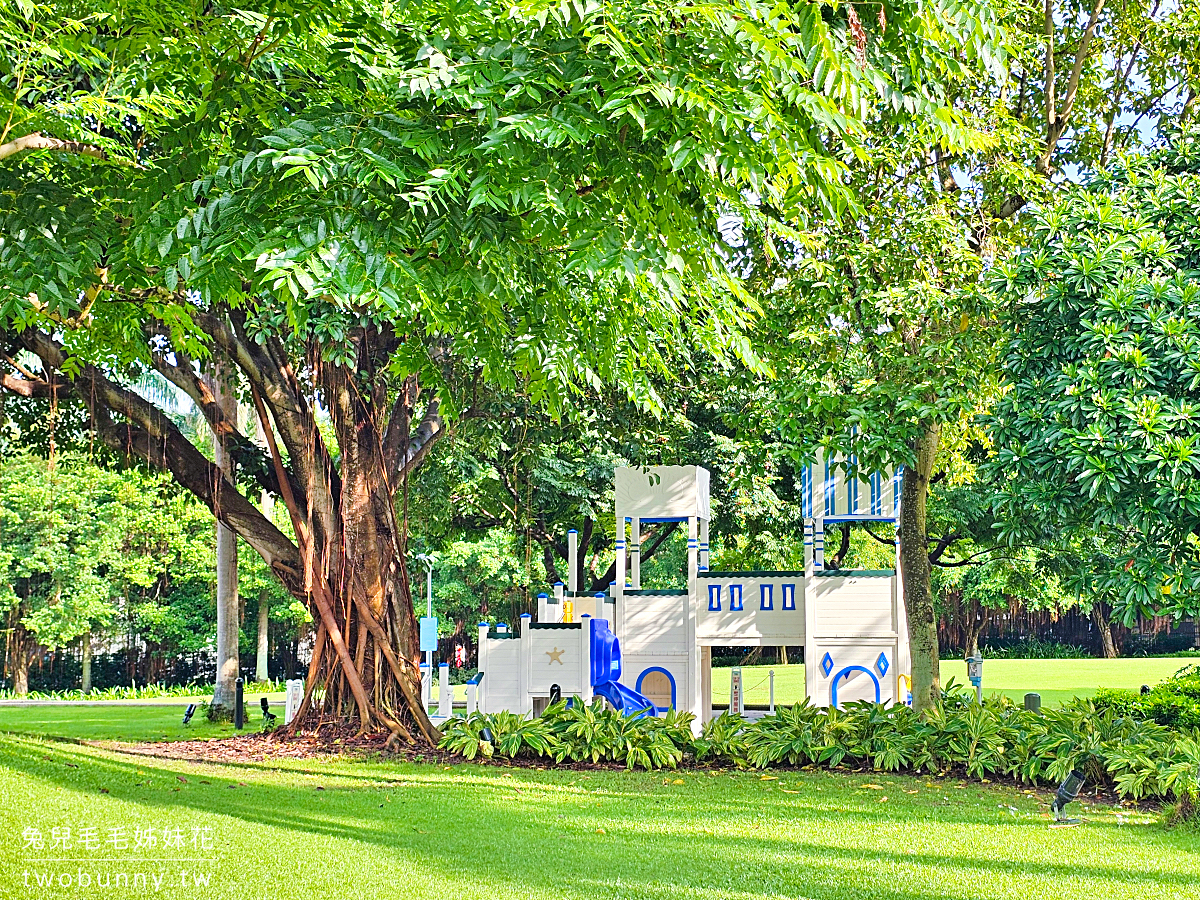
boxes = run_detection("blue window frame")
[760,583,773,610]
[708,584,721,611]
[729,584,743,611]
[782,584,796,611]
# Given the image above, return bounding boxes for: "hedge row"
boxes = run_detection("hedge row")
[439,690,1200,807]
[1094,665,1200,730]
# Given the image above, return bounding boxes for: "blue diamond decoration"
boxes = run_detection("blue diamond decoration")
[820,652,834,677]
[876,653,889,677]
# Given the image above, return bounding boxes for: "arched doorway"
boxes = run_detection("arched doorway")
[636,667,676,711]
[830,665,880,708]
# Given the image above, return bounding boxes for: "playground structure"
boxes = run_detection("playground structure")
[472,456,911,725]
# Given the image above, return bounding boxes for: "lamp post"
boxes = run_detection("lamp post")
[414,553,436,712]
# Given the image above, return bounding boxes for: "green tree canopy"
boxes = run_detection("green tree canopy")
[2,0,987,736]
[0,452,298,693]
[990,132,1200,624]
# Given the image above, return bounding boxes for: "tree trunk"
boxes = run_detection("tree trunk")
[256,594,270,682]
[7,321,444,742]
[209,360,241,714]
[964,625,981,661]
[81,630,93,694]
[255,446,275,684]
[899,423,942,713]
[11,621,32,696]
[253,358,440,745]
[1092,604,1118,658]
[963,603,991,661]
[12,655,29,696]
[780,645,789,665]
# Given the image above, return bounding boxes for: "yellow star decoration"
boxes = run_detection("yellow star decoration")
[546,647,565,665]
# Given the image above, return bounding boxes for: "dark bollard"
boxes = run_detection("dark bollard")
[235,677,244,730]
[1024,692,1041,713]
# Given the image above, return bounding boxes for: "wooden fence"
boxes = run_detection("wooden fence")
[938,606,1200,656]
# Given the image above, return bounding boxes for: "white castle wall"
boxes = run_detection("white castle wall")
[696,572,806,646]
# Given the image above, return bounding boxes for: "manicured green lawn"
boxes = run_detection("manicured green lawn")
[712,658,1196,707]
[1,729,1197,900]
[0,704,248,743]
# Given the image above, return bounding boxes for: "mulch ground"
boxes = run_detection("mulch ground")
[112,721,452,765]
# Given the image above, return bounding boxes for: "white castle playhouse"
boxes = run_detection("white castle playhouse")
[473,458,910,725]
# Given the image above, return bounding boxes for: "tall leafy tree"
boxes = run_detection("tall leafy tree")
[734,0,1200,710]
[726,6,1011,711]
[0,455,117,694]
[1,0,911,737]
[989,133,1200,628]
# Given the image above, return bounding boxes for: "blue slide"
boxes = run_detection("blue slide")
[593,680,657,719]
[589,618,657,718]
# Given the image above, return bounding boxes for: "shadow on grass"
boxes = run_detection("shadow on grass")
[0,734,1195,900]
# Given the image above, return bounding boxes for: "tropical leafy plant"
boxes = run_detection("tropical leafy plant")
[693,712,750,765]
[440,683,1200,811]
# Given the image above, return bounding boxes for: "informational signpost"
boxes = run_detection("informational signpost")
[419,616,438,652]
[284,678,304,725]
[730,666,744,716]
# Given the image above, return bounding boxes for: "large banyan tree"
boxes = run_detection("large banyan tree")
[1,0,981,738]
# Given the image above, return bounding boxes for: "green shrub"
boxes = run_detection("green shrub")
[693,712,749,765]
[437,701,693,769]
[1093,666,1200,730]
[438,687,1200,806]
[941,638,1092,660]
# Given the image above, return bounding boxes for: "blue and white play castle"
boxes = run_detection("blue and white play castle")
[472,457,910,726]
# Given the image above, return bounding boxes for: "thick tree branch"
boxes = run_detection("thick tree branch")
[1001,0,1108,215]
[6,328,301,580]
[1043,0,1056,134]
[826,523,852,569]
[393,397,445,486]
[382,375,418,478]
[932,547,1020,568]
[927,532,962,563]
[192,305,340,537]
[542,542,561,584]
[1059,0,1108,124]
[191,306,319,464]
[0,372,56,397]
[142,328,286,498]
[0,132,111,162]
[861,523,896,547]
[1037,0,1108,175]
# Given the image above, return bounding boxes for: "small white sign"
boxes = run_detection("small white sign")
[730,666,744,716]
[284,678,304,725]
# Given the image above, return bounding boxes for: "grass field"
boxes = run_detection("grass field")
[711,658,1195,707]
[0,704,245,743]
[1,727,1197,900]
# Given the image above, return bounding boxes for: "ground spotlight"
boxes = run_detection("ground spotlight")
[1051,770,1085,824]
